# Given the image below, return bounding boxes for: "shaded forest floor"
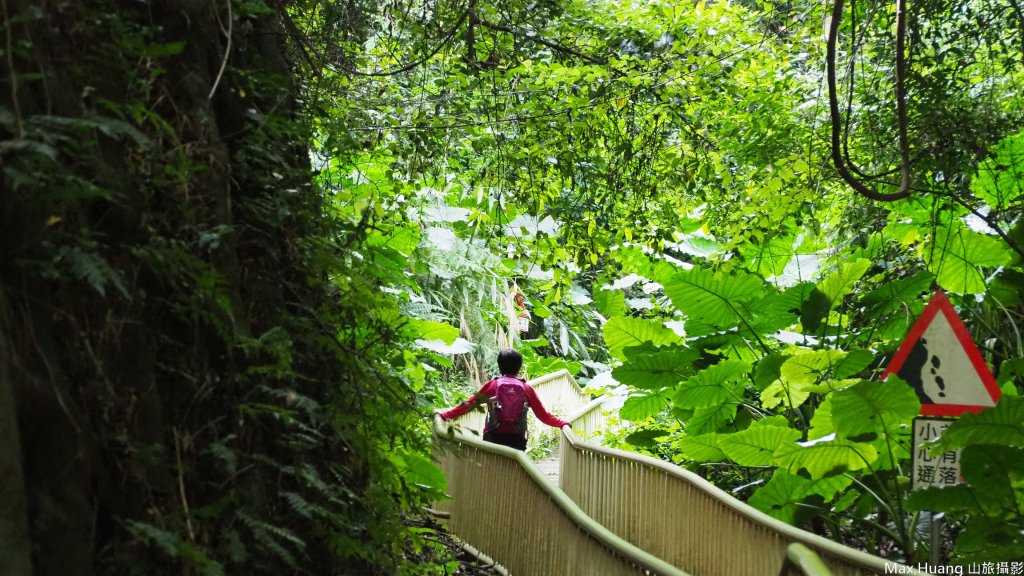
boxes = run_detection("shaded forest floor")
[407,516,503,574]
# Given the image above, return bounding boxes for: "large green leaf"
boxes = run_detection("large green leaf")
[834,349,874,379]
[749,470,852,524]
[860,270,934,315]
[663,267,765,328]
[959,445,1024,515]
[625,429,671,449]
[989,270,1024,307]
[404,319,459,344]
[818,258,871,305]
[687,403,738,435]
[673,360,749,409]
[800,288,832,333]
[741,232,794,277]
[594,288,626,317]
[774,438,879,478]
[953,517,1024,564]
[907,484,977,513]
[676,434,726,462]
[765,282,816,324]
[780,350,848,385]
[368,222,420,256]
[760,379,812,411]
[808,396,835,440]
[830,378,920,441]
[924,226,1012,295]
[936,397,1024,451]
[619,392,669,421]
[748,470,813,524]
[396,452,447,494]
[612,349,700,390]
[602,316,681,360]
[752,292,800,335]
[753,353,790,391]
[719,425,801,466]
[972,132,1024,210]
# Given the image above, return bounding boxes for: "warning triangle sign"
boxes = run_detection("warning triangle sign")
[883,291,1001,417]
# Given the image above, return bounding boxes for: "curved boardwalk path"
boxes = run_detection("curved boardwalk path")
[433,370,916,576]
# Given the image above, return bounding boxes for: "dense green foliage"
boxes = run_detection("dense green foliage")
[1,1,454,574]
[320,0,1024,567]
[2,0,1023,573]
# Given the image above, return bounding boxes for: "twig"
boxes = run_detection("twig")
[174,429,197,542]
[346,10,471,77]
[1,0,24,137]
[208,0,233,101]
[477,18,607,66]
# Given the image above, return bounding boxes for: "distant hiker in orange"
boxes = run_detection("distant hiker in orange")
[436,349,570,450]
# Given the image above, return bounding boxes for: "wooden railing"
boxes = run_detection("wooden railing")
[433,414,687,575]
[433,370,909,575]
[782,544,838,576]
[553,369,901,576]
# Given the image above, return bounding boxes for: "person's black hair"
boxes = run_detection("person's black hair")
[497,349,523,376]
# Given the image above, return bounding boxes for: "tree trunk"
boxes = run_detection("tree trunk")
[0,291,32,576]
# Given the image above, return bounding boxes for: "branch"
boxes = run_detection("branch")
[273,0,320,73]
[208,0,233,101]
[941,191,1024,262]
[477,19,608,66]
[826,0,912,201]
[346,10,471,77]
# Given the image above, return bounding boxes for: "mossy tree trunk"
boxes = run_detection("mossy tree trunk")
[1,1,406,574]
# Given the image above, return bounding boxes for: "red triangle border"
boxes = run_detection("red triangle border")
[881,290,1001,417]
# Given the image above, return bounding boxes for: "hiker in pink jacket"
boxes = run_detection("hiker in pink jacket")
[437,349,570,450]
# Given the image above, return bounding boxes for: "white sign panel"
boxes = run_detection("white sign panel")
[911,417,962,490]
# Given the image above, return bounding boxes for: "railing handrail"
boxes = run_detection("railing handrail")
[561,427,895,574]
[567,395,607,422]
[433,414,689,576]
[526,368,577,390]
[783,544,836,576]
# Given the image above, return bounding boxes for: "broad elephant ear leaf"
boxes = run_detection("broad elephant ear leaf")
[404,319,460,344]
[924,226,1012,295]
[687,403,739,435]
[619,392,669,421]
[740,231,794,277]
[774,438,879,478]
[673,360,749,408]
[395,452,447,495]
[749,470,852,524]
[612,348,700,389]
[779,349,848,385]
[960,446,1024,514]
[818,258,871,306]
[830,378,920,441]
[972,132,1024,211]
[663,267,765,329]
[594,288,626,317]
[602,316,681,360]
[719,424,801,466]
[676,434,726,462]
[808,395,836,440]
[860,270,933,315]
[935,397,1024,451]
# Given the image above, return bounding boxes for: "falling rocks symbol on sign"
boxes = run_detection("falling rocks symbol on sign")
[898,337,948,403]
